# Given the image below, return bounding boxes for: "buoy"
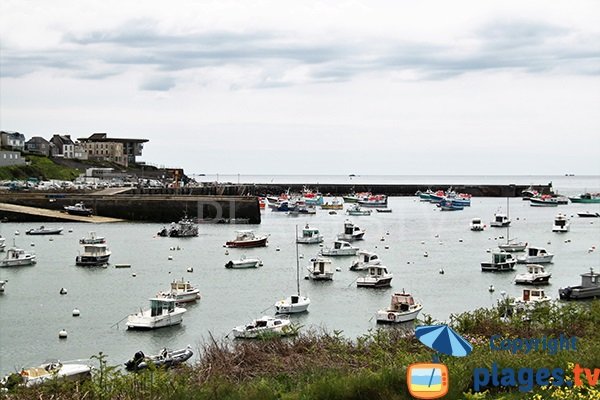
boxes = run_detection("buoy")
[434,234,439,238]
[299,254,304,259]
[225,250,229,255]
[304,276,310,280]
[68,229,73,233]
[72,308,80,317]
[30,243,35,247]
[132,273,137,277]
[458,239,463,243]
[276,247,280,251]
[489,285,495,293]
[187,267,194,273]
[547,241,551,245]
[384,245,389,249]
[407,261,410,264]
[49,238,54,241]
[58,329,68,339]
[439,268,445,274]
[386,231,390,236]
[168,256,173,260]
[176,246,181,251]
[439,241,443,245]
[380,237,385,242]
[59,288,67,295]
[423,252,428,257]
[486,248,492,253]
[421,241,425,245]
[335,267,341,272]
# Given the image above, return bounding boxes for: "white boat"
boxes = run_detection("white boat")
[2,360,92,387]
[577,211,600,218]
[514,264,552,285]
[336,220,365,241]
[496,198,527,252]
[225,256,263,269]
[76,244,111,266]
[158,278,201,303]
[79,232,106,244]
[124,346,193,371]
[275,226,311,314]
[306,256,334,280]
[470,218,485,231]
[0,247,36,267]
[320,240,359,257]
[349,250,381,271]
[296,224,324,244]
[513,288,551,310]
[157,218,199,238]
[225,230,268,248]
[126,298,187,330]
[552,213,570,233]
[517,246,554,264]
[530,196,559,207]
[490,213,510,227]
[25,226,63,235]
[346,204,372,216]
[64,202,93,216]
[376,291,423,323]
[480,250,516,272]
[356,265,393,288]
[232,315,294,339]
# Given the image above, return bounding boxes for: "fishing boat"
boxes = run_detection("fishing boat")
[158,278,201,303]
[350,250,381,271]
[356,265,393,288]
[470,218,485,231]
[320,199,344,210]
[0,247,36,267]
[342,191,371,203]
[64,203,93,216]
[25,226,63,235]
[514,264,552,285]
[275,226,311,314]
[1,360,92,388]
[568,192,600,204]
[157,218,198,237]
[126,298,186,330]
[337,220,365,241]
[79,232,106,244]
[521,186,539,200]
[530,195,559,207]
[552,213,570,232]
[517,246,554,264]
[481,251,516,272]
[376,291,423,323]
[320,240,359,257]
[559,268,600,300]
[296,224,323,244]
[225,256,263,269]
[124,346,193,371]
[416,189,433,201]
[75,244,111,266]
[346,204,372,216]
[231,316,294,339]
[224,230,268,248]
[490,213,510,227]
[358,195,387,207]
[438,199,463,211]
[306,256,334,280]
[577,211,600,218]
[513,288,551,310]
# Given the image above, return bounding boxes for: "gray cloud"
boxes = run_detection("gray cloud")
[140,75,176,91]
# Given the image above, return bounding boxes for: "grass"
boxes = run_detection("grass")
[0,155,80,181]
[2,300,600,400]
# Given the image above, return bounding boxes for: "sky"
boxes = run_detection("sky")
[1,0,599,175]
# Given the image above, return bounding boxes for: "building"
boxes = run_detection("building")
[0,150,26,167]
[49,134,75,158]
[0,131,26,151]
[78,133,148,167]
[25,136,51,156]
[74,142,88,160]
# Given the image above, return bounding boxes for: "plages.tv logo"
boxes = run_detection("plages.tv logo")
[407,325,473,399]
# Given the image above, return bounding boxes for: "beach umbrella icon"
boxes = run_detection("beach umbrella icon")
[415,325,473,357]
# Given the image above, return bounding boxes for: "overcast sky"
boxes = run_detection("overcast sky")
[1,0,599,175]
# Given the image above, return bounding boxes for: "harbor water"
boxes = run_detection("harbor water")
[0,176,599,375]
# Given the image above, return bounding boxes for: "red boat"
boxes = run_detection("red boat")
[225,230,268,248]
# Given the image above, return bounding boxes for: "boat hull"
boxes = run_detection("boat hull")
[376,306,423,323]
[514,275,551,285]
[559,286,600,300]
[481,261,516,272]
[320,249,357,256]
[76,254,110,266]
[296,237,323,244]
[274,298,310,314]
[126,309,186,330]
[517,256,553,264]
[357,277,392,288]
[125,347,193,371]
[225,237,268,248]
[0,257,36,267]
[225,259,262,268]
[26,229,63,235]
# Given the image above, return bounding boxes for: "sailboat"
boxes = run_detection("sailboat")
[274,226,311,314]
[498,197,527,252]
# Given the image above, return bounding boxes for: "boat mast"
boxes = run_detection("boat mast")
[295,225,300,296]
[506,197,510,243]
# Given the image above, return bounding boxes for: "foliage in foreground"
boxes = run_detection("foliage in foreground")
[2,300,600,400]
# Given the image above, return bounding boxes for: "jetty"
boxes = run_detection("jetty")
[0,203,124,223]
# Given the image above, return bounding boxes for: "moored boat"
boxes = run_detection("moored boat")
[124,346,193,371]
[517,246,554,264]
[296,224,323,244]
[232,315,294,339]
[356,265,393,288]
[568,192,600,204]
[320,199,344,210]
[75,244,111,266]
[530,195,559,207]
[225,256,263,269]
[157,218,198,237]
[481,250,516,272]
[79,231,106,244]
[376,291,423,323]
[126,298,186,330]
[225,230,268,248]
[490,213,510,227]
[350,250,381,271]
[64,203,93,216]
[0,280,6,292]
[1,360,92,388]
[470,218,485,231]
[577,211,600,218]
[306,256,334,280]
[513,288,551,310]
[0,247,36,267]
[320,240,358,256]
[357,194,387,207]
[552,213,570,232]
[559,268,600,300]
[25,226,63,235]
[346,204,372,216]
[158,278,201,303]
[275,227,311,314]
[337,220,365,241]
[514,264,552,285]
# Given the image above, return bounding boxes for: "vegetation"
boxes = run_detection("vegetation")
[2,301,599,400]
[0,155,80,181]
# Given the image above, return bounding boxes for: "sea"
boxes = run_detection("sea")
[0,175,599,376]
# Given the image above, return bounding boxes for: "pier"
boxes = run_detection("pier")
[0,202,125,223]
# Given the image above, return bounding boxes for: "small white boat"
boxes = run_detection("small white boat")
[498,239,528,253]
[296,224,324,244]
[126,298,187,330]
[275,226,311,314]
[513,288,551,310]
[514,264,552,285]
[2,360,92,387]
[577,211,600,218]
[376,291,423,323]
[490,213,510,227]
[346,204,372,216]
[25,226,63,235]
[517,246,554,264]
[225,256,263,269]
[480,250,516,272]
[79,232,106,244]
[320,240,359,256]
[356,265,393,288]
[64,202,93,216]
[306,256,334,280]
[158,278,201,303]
[0,280,6,292]
[552,213,570,233]
[349,250,381,271]
[470,218,485,231]
[336,220,365,241]
[124,346,193,371]
[76,244,111,266]
[232,316,294,339]
[0,247,36,267]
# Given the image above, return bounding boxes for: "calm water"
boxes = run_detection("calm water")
[1,193,600,375]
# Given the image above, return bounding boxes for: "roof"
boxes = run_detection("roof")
[78,133,148,143]
[1,131,25,140]
[51,134,74,146]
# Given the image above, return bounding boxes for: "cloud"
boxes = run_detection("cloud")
[140,75,176,91]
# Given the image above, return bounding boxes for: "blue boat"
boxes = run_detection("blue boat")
[438,199,464,211]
